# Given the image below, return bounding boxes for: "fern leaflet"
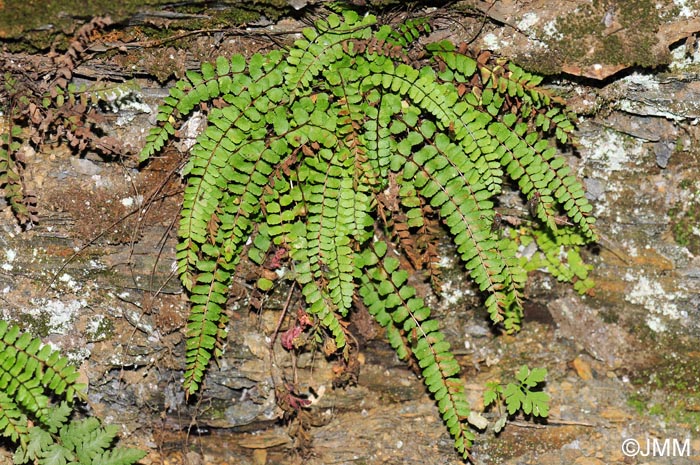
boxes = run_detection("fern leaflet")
[140,9,597,460]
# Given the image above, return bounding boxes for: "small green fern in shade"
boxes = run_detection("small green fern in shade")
[517,227,595,293]
[484,365,550,434]
[0,321,145,465]
[140,9,596,460]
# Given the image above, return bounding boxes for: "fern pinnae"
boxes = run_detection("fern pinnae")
[0,323,85,427]
[177,56,289,394]
[287,44,374,324]
[173,56,285,286]
[395,116,522,326]
[63,417,113,462]
[386,16,431,48]
[496,117,596,240]
[381,52,504,197]
[323,65,375,317]
[141,55,239,163]
[183,258,230,395]
[0,391,30,443]
[285,11,372,100]
[462,55,592,240]
[183,133,288,392]
[291,156,353,344]
[528,227,593,295]
[95,447,149,465]
[433,43,595,243]
[489,119,562,232]
[137,9,599,460]
[495,237,528,331]
[285,170,348,347]
[0,323,144,464]
[363,88,408,196]
[359,242,474,458]
[357,264,413,362]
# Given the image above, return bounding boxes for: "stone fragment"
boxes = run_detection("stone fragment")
[571,357,593,380]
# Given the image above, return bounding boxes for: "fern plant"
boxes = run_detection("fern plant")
[0,321,145,465]
[483,365,550,434]
[0,16,128,227]
[0,101,29,223]
[140,9,596,460]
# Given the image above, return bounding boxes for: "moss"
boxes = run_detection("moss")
[671,209,700,253]
[668,181,700,255]
[600,34,626,65]
[0,0,292,51]
[16,312,53,338]
[628,389,700,430]
[513,49,564,79]
[532,0,671,74]
[85,315,115,342]
[644,356,700,394]
[598,309,619,324]
[0,0,174,49]
[173,0,291,27]
[627,344,700,430]
[216,9,265,26]
[626,392,649,415]
[647,403,665,416]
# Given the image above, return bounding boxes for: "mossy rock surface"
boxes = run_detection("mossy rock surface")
[0,0,293,50]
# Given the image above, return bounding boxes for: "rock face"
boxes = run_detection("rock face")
[579,71,700,340]
[1,2,700,464]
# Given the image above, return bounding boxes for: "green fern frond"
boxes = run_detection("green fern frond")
[386,16,431,47]
[285,11,375,98]
[172,52,289,394]
[388,115,522,326]
[492,115,596,239]
[15,427,51,463]
[42,402,72,435]
[140,9,598,460]
[17,417,145,465]
[289,220,348,348]
[91,447,148,465]
[0,323,144,465]
[61,418,117,463]
[358,242,474,458]
[0,321,86,431]
[518,226,595,294]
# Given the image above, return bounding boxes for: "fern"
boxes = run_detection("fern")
[140,9,597,460]
[0,16,130,226]
[358,241,474,454]
[0,99,33,224]
[1,76,138,225]
[484,365,550,434]
[0,321,145,465]
[517,226,595,294]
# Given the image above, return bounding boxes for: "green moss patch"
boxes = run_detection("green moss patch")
[527,0,677,75]
[669,181,700,255]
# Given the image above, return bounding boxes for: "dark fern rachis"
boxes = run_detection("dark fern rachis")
[140,10,597,460]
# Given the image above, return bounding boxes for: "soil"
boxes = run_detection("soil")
[1,1,700,465]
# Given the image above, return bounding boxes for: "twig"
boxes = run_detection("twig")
[509,418,597,428]
[546,418,597,427]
